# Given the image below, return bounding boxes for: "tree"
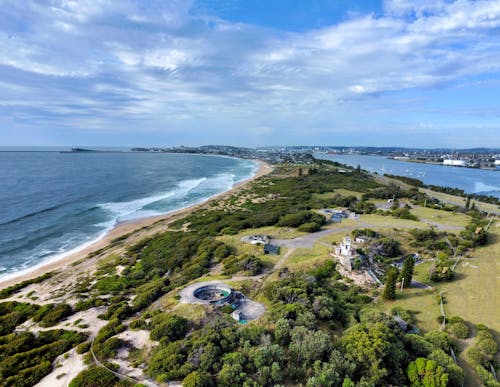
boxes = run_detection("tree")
[465,196,471,210]
[356,164,361,174]
[340,322,408,385]
[407,357,448,387]
[289,326,332,365]
[274,318,291,345]
[383,268,398,301]
[150,314,188,342]
[399,256,415,289]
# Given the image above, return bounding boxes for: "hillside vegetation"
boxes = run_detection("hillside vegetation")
[0,160,498,386]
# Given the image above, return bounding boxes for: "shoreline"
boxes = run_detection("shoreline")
[0,159,272,289]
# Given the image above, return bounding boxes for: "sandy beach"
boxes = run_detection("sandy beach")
[0,159,272,290]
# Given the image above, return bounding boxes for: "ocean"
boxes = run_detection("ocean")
[0,151,257,279]
[318,154,500,199]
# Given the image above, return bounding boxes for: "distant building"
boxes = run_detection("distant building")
[443,159,466,167]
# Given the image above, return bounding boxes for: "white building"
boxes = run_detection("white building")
[335,237,354,257]
[355,236,369,244]
[443,159,467,167]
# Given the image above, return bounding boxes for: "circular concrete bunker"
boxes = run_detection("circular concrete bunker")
[192,283,233,305]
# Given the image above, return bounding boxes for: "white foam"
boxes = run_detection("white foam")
[0,226,111,282]
[0,161,259,284]
[99,177,206,221]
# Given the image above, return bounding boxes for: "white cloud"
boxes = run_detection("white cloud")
[0,0,499,144]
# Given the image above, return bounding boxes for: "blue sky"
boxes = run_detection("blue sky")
[1,0,500,148]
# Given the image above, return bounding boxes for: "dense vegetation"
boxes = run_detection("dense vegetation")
[466,325,500,387]
[1,162,498,386]
[0,328,86,386]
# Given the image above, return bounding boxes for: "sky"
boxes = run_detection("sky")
[1,0,500,148]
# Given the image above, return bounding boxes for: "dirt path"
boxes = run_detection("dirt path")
[273,248,296,271]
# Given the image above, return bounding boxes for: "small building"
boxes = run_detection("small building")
[335,237,354,257]
[264,244,280,255]
[333,236,368,272]
[320,209,347,223]
[332,213,343,223]
[232,310,242,322]
[354,236,369,244]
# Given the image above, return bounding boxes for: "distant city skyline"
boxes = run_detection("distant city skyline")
[1,0,500,147]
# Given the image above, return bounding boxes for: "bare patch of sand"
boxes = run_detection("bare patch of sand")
[35,348,86,387]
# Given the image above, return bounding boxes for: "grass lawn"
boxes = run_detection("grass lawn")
[170,303,207,321]
[359,214,426,229]
[421,188,500,214]
[410,206,470,228]
[216,226,304,257]
[377,289,440,333]
[313,189,364,199]
[379,222,500,333]
[436,224,500,332]
[413,260,434,284]
[287,244,331,265]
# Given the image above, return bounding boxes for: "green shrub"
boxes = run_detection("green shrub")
[130,319,148,330]
[447,316,469,339]
[76,341,91,354]
[150,314,189,342]
[69,365,120,387]
[183,371,213,387]
[297,222,321,233]
[33,303,73,327]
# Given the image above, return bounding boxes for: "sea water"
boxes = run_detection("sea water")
[318,154,500,199]
[0,151,256,279]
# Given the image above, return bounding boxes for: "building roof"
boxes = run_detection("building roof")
[264,244,280,254]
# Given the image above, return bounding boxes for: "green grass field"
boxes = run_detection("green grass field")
[410,206,470,228]
[313,188,365,199]
[379,222,500,333]
[287,244,331,265]
[421,188,500,214]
